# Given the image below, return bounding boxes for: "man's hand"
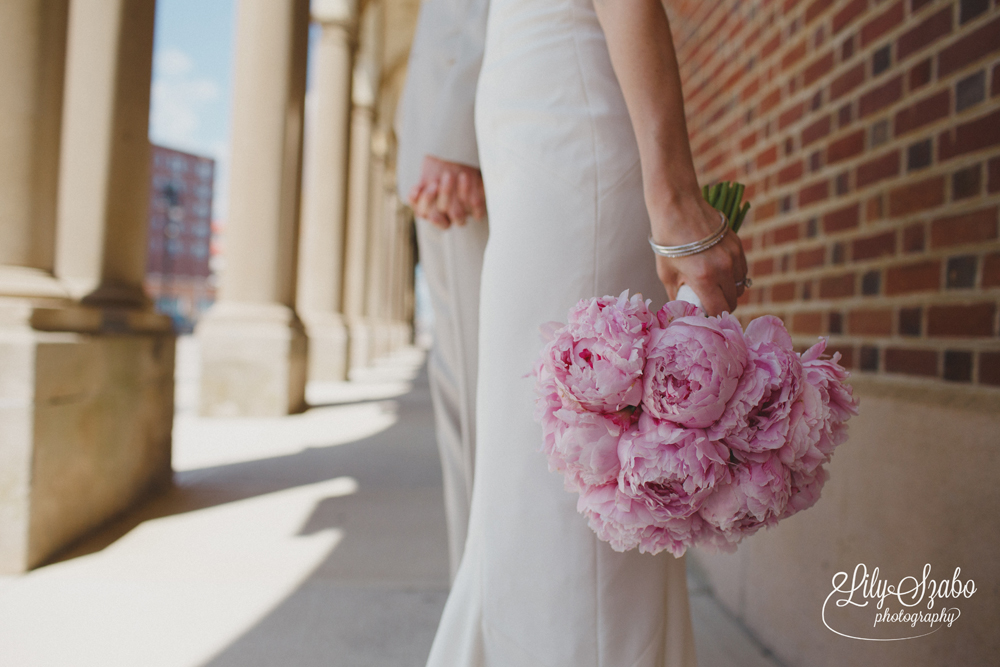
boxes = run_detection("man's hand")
[408,155,487,229]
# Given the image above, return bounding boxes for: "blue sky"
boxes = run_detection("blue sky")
[149,0,236,221]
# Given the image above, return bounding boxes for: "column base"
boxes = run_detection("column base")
[301,311,349,383]
[347,319,371,372]
[0,299,175,574]
[197,302,308,417]
[391,321,412,351]
[354,320,413,364]
[370,319,390,361]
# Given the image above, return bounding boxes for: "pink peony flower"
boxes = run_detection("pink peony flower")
[576,483,701,556]
[538,403,627,492]
[618,413,731,514]
[537,291,653,414]
[801,339,860,460]
[641,312,749,428]
[776,381,827,474]
[716,316,803,454]
[776,339,860,474]
[569,413,735,557]
[699,452,791,539]
[782,465,829,519]
[654,300,701,329]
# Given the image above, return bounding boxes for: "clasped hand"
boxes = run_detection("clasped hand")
[408,155,487,229]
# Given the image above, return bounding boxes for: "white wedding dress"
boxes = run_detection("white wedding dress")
[424,0,699,664]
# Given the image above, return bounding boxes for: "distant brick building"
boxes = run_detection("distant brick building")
[146,144,216,332]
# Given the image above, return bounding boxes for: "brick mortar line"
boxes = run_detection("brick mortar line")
[736,171,1000,241]
[790,336,1000,351]
[743,244,1000,272]
[699,0,964,107]
[751,194,1000,241]
[685,13,849,141]
[738,296,1000,315]
[690,12,1000,181]
[742,203,1000,258]
[740,277,1000,299]
[738,285,1000,306]
[750,59,1000,176]
[697,71,1000,195]
[672,0,739,53]
[678,29,1000,215]
[677,0,759,79]
[677,3,749,77]
[682,6,831,132]
[743,296,1000,314]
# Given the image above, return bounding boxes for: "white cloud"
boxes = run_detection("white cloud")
[155,47,196,77]
[149,47,220,154]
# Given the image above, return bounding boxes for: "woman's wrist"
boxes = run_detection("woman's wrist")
[646,186,717,246]
[648,211,728,257]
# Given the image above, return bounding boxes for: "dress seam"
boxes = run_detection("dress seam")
[567,9,603,666]
[568,1,602,303]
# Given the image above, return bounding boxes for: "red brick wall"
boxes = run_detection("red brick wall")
[672,0,1000,385]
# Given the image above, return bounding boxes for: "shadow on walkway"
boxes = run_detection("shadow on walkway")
[198,361,450,667]
[55,357,450,667]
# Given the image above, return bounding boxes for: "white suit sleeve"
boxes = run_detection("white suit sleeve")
[395,0,490,198]
[423,0,490,169]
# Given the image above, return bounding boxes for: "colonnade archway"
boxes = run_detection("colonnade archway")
[0,0,422,574]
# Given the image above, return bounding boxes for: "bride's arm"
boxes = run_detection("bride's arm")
[593,0,747,315]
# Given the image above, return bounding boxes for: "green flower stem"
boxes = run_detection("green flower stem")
[701,180,751,233]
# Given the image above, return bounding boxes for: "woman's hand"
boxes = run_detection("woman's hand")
[650,191,748,316]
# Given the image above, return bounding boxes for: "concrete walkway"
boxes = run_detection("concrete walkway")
[0,339,783,667]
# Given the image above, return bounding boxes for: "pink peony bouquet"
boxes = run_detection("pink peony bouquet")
[533,291,859,557]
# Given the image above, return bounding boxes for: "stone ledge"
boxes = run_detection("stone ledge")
[848,371,1000,414]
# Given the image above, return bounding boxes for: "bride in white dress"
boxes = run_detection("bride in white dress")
[425,1,749,665]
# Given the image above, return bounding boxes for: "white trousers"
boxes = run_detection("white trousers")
[425,0,698,664]
[416,216,489,583]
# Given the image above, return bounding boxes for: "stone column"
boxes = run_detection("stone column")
[342,98,375,370]
[341,1,382,372]
[1,0,174,574]
[400,210,416,340]
[389,197,415,350]
[381,176,410,354]
[54,0,158,307]
[364,131,389,361]
[296,0,357,383]
[398,208,416,345]
[381,186,402,353]
[197,0,310,416]
[0,1,68,300]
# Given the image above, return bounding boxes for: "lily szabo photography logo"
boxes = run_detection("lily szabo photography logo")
[822,564,977,641]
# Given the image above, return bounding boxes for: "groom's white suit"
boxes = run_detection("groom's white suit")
[395,0,490,582]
